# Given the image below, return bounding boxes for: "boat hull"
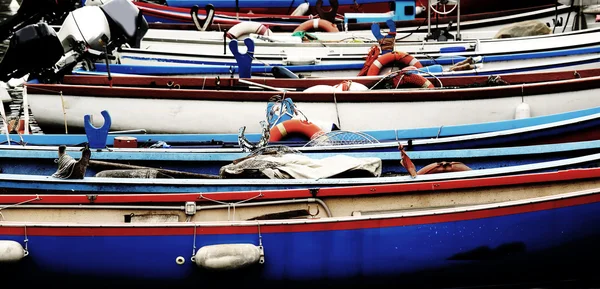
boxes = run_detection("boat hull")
[25,76,600,134]
[1,187,600,288]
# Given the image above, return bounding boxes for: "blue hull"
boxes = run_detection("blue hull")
[1,190,600,288]
[0,150,599,194]
[4,140,600,177]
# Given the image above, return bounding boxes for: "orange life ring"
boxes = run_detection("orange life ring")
[392,66,434,89]
[366,51,423,76]
[269,119,324,142]
[226,22,272,40]
[293,19,339,33]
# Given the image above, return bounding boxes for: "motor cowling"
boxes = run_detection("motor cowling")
[0,22,64,82]
[99,0,148,49]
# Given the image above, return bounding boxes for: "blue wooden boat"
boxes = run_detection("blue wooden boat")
[0,147,599,194]
[0,169,599,288]
[3,139,600,177]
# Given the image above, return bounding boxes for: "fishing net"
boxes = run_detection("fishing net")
[304,131,380,147]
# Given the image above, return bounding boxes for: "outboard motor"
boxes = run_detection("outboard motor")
[0,23,65,82]
[0,0,148,82]
[0,0,79,41]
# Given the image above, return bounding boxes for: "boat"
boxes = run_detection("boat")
[157,0,557,16]
[4,138,600,178]
[137,3,580,41]
[9,86,600,147]
[0,146,600,193]
[23,69,600,134]
[103,43,600,78]
[0,170,599,288]
[121,19,600,65]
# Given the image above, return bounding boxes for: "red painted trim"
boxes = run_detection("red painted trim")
[62,68,600,89]
[0,189,597,236]
[136,0,554,28]
[28,75,600,102]
[0,168,598,205]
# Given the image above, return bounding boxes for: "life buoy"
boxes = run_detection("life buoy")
[417,161,472,175]
[392,66,435,89]
[293,19,339,33]
[366,51,423,76]
[269,119,324,142]
[226,22,272,40]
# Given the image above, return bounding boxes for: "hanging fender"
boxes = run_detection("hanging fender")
[269,119,323,142]
[293,19,339,33]
[392,66,434,89]
[226,22,272,40]
[366,51,423,76]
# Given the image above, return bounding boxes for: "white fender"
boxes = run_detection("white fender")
[226,22,273,40]
[515,102,531,119]
[291,2,310,16]
[0,241,26,263]
[415,6,425,15]
[282,54,318,65]
[195,244,262,270]
[333,81,368,92]
[304,85,335,93]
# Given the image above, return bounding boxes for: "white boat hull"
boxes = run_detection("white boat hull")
[27,78,600,134]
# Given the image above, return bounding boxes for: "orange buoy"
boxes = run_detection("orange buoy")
[293,19,339,33]
[392,66,434,89]
[269,119,323,142]
[366,51,423,76]
[417,161,472,175]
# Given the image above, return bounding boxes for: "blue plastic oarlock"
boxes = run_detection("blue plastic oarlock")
[84,110,112,149]
[229,38,255,78]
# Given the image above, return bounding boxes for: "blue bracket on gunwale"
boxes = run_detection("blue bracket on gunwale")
[84,110,112,149]
[229,38,255,78]
[371,19,396,55]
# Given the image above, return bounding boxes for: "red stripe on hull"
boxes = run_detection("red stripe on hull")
[1,189,598,236]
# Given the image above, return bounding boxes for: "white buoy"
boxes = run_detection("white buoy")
[333,81,368,91]
[515,102,531,119]
[194,244,262,270]
[304,85,335,93]
[0,240,26,263]
[291,2,309,16]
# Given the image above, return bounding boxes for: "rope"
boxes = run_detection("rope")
[59,91,68,134]
[0,195,41,211]
[332,90,341,129]
[190,224,198,262]
[199,192,264,221]
[23,225,29,257]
